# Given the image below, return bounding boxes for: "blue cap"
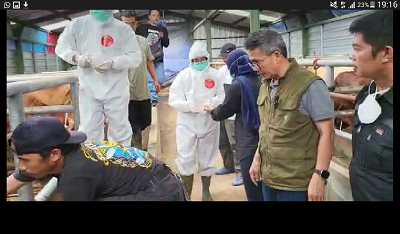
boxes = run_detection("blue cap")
[9,116,87,155]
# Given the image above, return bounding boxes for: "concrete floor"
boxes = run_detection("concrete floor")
[147,106,247,201]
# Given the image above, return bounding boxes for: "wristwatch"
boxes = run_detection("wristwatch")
[314,169,330,180]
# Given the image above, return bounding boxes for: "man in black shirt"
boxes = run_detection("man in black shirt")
[6,116,188,201]
[136,10,170,107]
[348,10,393,201]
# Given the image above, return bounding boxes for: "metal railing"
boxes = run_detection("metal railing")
[300,58,357,201]
[7,71,80,201]
[297,58,356,141]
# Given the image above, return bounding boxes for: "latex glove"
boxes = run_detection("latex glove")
[95,60,114,73]
[203,100,214,112]
[74,54,92,69]
[188,102,204,113]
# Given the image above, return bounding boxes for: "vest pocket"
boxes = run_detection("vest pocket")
[276,99,300,126]
[267,146,313,188]
[279,99,298,110]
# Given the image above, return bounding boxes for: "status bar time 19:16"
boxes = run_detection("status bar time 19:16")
[359,1,398,9]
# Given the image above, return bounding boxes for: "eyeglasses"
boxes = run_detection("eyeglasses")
[249,56,268,70]
[249,51,279,70]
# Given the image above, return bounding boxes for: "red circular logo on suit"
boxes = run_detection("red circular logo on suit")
[204,79,215,89]
[101,35,114,47]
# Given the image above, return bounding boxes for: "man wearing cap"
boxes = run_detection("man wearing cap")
[6,116,188,201]
[215,43,243,186]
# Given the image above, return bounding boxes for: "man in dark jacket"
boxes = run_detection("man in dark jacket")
[205,49,264,201]
[348,10,393,201]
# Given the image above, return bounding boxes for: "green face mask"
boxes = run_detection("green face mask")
[191,60,208,71]
[90,10,113,22]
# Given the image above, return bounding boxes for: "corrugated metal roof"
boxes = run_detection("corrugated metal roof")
[6,10,52,20]
[7,9,301,33]
[36,11,90,27]
[7,9,362,34]
[6,10,88,29]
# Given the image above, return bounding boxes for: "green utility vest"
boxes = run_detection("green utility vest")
[257,59,321,191]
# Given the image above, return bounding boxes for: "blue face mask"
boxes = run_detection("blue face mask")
[191,60,208,71]
[90,10,112,22]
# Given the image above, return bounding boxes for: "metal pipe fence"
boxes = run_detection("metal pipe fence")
[7,72,80,201]
[297,59,355,141]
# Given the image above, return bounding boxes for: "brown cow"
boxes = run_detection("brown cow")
[331,71,372,132]
[7,84,76,171]
[7,84,75,133]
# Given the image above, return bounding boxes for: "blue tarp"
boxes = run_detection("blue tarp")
[269,21,287,32]
[161,22,192,86]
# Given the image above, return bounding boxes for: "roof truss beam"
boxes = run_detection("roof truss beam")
[29,10,87,25]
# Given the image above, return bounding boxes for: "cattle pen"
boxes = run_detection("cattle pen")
[7,59,359,201]
[6,9,377,201]
[7,72,80,201]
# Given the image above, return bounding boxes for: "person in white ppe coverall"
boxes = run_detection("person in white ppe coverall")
[168,41,225,201]
[55,10,142,147]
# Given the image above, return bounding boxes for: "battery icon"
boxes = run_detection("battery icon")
[370,1,375,7]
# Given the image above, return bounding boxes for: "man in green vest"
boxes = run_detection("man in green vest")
[245,29,335,201]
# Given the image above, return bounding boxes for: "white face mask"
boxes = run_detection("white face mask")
[358,82,390,124]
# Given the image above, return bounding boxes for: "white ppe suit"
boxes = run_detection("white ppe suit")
[55,13,142,147]
[168,41,225,176]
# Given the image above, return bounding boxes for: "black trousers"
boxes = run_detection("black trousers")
[128,99,152,135]
[219,120,239,171]
[98,168,189,201]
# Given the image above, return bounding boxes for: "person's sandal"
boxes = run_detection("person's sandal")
[215,167,235,175]
[232,176,243,186]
